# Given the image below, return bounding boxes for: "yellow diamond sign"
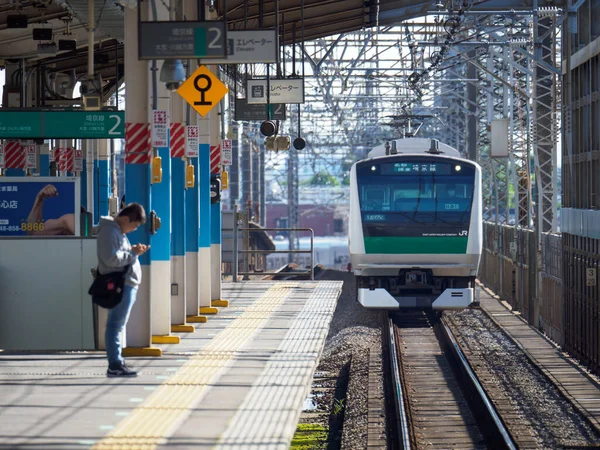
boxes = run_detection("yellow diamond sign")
[177,65,229,117]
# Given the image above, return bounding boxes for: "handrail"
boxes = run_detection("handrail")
[237,227,315,281]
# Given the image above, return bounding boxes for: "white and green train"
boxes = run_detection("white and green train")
[349,138,482,310]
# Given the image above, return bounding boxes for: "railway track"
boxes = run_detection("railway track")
[385,311,516,450]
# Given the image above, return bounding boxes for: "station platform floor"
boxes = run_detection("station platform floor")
[0,280,343,450]
[477,283,600,434]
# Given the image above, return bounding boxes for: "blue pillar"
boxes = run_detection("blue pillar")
[198,143,211,308]
[39,154,50,177]
[93,159,100,219]
[98,159,110,217]
[171,156,186,324]
[149,145,172,336]
[80,160,88,209]
[124,161,152,348]
[185,156,200,316]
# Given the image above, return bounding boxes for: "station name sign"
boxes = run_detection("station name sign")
[234,98,286,121]
[138,21,227,59]
[0,110,125,139]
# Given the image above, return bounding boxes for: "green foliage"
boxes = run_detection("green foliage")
[310,172,340,186]
[291,423,328,449]
[333,398,345,416]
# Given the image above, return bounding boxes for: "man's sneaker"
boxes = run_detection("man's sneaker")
[107,363,138,377]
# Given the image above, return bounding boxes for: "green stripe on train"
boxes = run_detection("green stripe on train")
[364,236,468,254]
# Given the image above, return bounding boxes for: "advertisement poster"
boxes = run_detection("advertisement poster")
[0,177,80,237]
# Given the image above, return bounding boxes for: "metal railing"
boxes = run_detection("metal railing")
[238,227,315,280]
[222,206,315,281]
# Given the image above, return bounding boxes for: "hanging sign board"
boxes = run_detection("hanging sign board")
[246,78,304,104]
[74,150,83,172]
[234,98,286,121]
[185,125,199,158]
[221,139,232,166]
[25,145,36,169]
[152,110,169,148]
[201,30,278,64]
[138,21,227,59]
[490,119,509,158]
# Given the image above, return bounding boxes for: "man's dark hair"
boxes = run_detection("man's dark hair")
[118,202,146,224]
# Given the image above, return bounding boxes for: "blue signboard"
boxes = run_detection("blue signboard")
[0,177,80,237]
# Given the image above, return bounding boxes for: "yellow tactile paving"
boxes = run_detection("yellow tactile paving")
[92,283,299,450]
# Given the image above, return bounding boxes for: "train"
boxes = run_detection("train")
[348,137,483,310]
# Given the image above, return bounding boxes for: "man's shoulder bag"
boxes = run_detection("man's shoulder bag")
[88,265,130,309]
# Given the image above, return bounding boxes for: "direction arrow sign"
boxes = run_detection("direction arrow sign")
[177,65,229,117]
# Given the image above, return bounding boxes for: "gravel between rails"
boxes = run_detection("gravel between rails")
[314,268,385,449]
[445,308,600,449]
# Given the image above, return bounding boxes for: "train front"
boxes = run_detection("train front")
[348,154,482,310]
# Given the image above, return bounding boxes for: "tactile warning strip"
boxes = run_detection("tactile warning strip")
[214,281,342,449]
[92,282,299,450]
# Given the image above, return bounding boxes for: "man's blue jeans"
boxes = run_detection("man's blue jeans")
[105,284,138,367]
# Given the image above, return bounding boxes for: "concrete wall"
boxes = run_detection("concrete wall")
[0,238,97,351]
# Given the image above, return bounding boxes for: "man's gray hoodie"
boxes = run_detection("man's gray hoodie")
[96,216,141,287]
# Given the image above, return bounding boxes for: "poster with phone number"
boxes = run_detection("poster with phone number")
[0,177,80,237]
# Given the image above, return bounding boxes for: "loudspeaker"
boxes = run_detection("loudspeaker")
[260,120,277,137]
[7,15,28,28]
[58,39,77,51]
[33,28,53,41]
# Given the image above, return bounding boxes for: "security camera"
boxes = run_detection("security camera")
[164,81,183,92]
[160,59,186,92]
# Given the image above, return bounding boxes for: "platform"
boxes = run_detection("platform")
[0,280,343,450]
[478,285,600,433]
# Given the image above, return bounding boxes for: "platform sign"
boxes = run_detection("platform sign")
[25,145,36,169]
[152,110,169,148]
[0,177,80,237]
[246,78,305,104]
[0,111,125,139]
[185,125,199,157]
[177,65,229,117]
[0,144,5,168]
[73,150,83,172]
[221,139,232,166]
[138,21,227,59]
[234,98,286,121]
[201,30,278,64]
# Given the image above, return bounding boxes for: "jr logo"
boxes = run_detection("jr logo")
[459,230,468,236]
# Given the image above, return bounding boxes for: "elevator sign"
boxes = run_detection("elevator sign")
[177,65,229,117]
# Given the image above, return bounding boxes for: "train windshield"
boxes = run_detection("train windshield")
[356,158,476,238]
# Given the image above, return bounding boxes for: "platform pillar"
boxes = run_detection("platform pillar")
[122,0,159,355]
[208,70,222,305]
[170,93,187,328]
[198,129,212,310]
[39,143,49,176]
[97,139,110,217]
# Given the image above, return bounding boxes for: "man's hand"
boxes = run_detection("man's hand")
[132,244,150,255]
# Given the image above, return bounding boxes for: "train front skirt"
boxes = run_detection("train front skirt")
[357,287,474,310]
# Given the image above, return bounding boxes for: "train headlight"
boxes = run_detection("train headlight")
[455,165,462,172]
[371,166,376,171]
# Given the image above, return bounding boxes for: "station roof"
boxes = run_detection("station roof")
[0,0,562,80]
